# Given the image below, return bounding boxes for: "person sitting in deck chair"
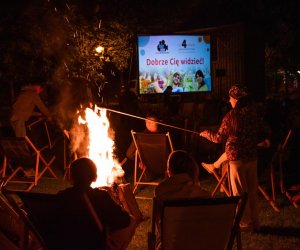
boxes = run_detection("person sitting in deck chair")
[57,157,135,250]
[154,150,209,249]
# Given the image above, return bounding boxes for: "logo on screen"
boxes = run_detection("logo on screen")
[157,40,168,52]
[182,40,187,48]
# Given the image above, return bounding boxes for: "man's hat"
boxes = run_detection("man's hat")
[229,84,248,99]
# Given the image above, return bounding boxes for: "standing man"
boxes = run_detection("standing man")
[10,82,52,137]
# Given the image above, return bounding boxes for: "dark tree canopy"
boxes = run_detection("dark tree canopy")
[0,0,298,96]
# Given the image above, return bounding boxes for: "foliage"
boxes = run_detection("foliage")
[41,1,136,94]
[0,0,299,99]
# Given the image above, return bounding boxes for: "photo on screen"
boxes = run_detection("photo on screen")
[137,34,211,95]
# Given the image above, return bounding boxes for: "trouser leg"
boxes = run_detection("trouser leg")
[11,120,26,137]
[229,159,259,226]
[246,160,259,227]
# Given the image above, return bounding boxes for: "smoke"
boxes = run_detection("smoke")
[69,121,89,158]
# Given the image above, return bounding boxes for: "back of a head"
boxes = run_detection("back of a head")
[229,84,248,100]
[70,157,97,186]
[229,84,250,109]
[167,150,199,180]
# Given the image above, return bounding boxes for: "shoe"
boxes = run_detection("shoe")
[240,223,261,233]
[201,162,215,173]
[239,223,253,232]
[23,169,36,178]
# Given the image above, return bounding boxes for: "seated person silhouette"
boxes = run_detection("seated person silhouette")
[125,112,161,160]
[56,157,132,250]
[10,82,53,177]
[154,150,209,249]
[123,112,162,181]
[10,82,52,138]
[155,150,209,201]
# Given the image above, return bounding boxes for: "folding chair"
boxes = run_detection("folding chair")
[0,136,57,192]
[4,190,64,249]
[131,130,174,194]
[0,190,46,250]
[208,160,232,197]
[148,194,247,250]
[204,159,281,212]
[27,117,53,152]
[62,129,78,180]
[260,129,297,208]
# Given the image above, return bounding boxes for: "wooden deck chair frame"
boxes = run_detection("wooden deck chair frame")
[260,129,297,208]
[131,130,174,195]
[62,129,78,180]
[148,194,248,250]
[277,130,297,207]
[0,189,46,250]
[0,136,57,192]
[27,117,53,151]
[204,158,281,212]
[208,161,232,197]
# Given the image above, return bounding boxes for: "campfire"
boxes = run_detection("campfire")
[77,105,124,188]
[70,104,143,222]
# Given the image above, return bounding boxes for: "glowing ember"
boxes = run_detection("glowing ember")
[78,105,124,187]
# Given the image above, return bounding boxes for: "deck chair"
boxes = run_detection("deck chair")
[62,129,78,180]
[148,194,247,250]
[0,190,46,250]
[204,158,281,212]
[0,136,57,192]
[260,129,297,208]
[131,130,174,194]
[204,160,232,197]
[27,117,54,152]
[11,190,110,250]
[4,190,64,249]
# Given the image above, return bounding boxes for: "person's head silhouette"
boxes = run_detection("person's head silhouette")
[70,157,97,187]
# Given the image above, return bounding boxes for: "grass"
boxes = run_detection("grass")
[4,171,300,250]
[126,175,300,250]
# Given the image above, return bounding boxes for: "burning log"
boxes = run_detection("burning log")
[107,183,144,223]
[100,182,144,250]
[71,106,143,249]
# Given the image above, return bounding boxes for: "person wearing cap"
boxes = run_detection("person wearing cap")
[199,84,270,232]
[10,82,52,137]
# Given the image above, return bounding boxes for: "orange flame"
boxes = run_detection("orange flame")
[78,105,124,187]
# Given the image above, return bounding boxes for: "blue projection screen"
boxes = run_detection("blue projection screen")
[137,34,211,95]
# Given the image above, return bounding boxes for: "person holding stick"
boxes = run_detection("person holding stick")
[199,84,271,232]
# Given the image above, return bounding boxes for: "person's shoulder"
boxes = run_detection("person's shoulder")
[190,186,210,197]
[155,178,172,196]
[155,175,182,198]
[57,187,73,196]
[90,187,114,200]
[56,187,80,204]
[91,187,109,195]
[223,108,234,119]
